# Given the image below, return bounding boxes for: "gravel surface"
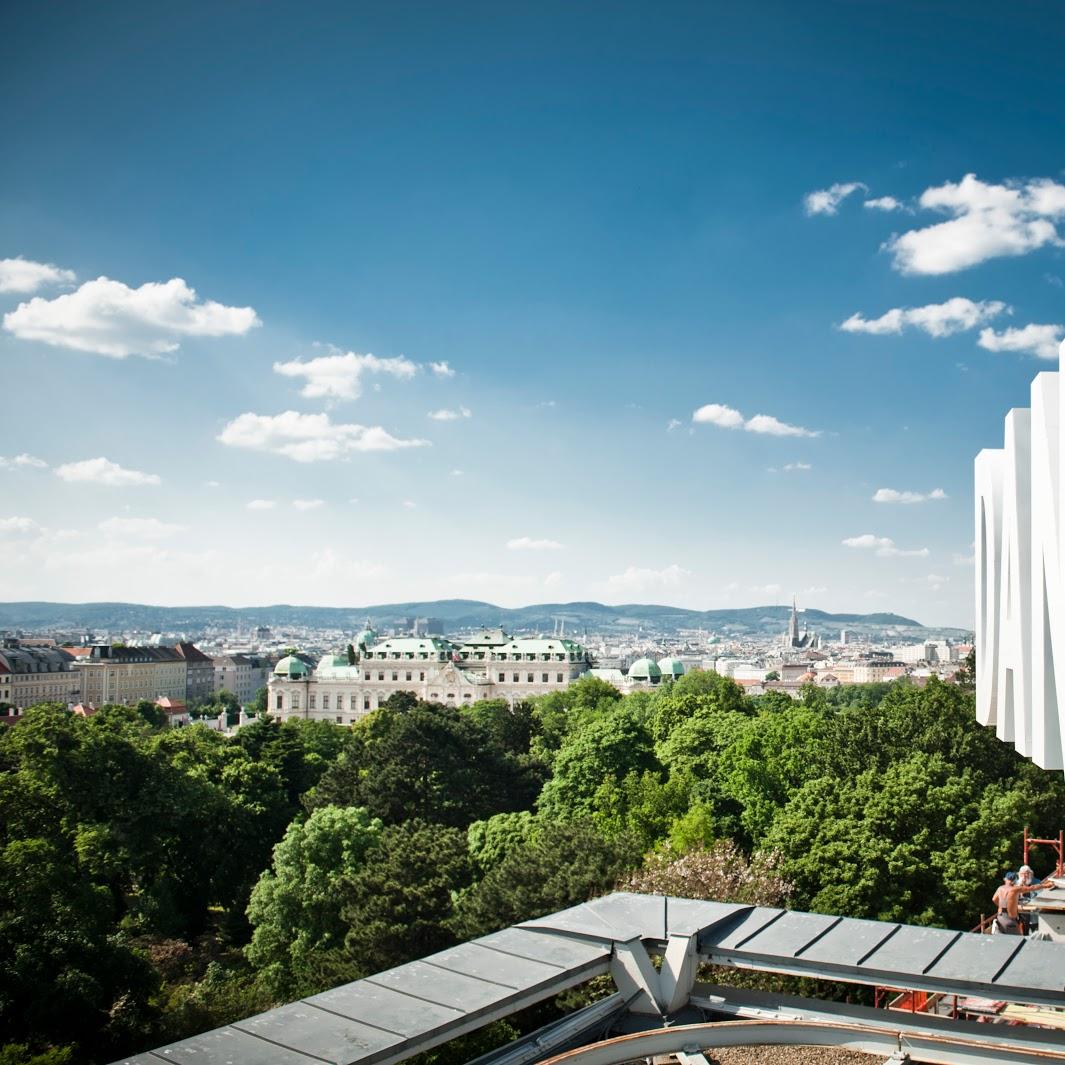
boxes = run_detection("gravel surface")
[703,1049,879,1064]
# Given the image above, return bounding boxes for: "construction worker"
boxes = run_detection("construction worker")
[994,871,1053,934]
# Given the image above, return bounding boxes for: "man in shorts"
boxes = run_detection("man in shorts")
[994,870,1052,934]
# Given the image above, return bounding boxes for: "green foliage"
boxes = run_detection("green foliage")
[246,805,383,994]
[341,821,473,975]
[307,699,543,827]
[451,820,641,940]
[0,1046,74,1065]
[467,811,537,877]
[536,705,659,820]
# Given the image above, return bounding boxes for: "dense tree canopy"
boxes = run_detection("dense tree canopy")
[4,671,1065,1064]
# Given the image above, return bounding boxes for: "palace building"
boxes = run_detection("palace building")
[268,629,593,724]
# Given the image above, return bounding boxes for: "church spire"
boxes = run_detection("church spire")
[789,597,800,641]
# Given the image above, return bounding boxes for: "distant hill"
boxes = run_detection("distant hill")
[0,599,968,638]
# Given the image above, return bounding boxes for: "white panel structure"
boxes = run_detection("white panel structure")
[997,409,1032,751]
[975,447,1004,730]
[977,350,1065,770]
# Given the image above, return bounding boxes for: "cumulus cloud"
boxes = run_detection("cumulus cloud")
[804,181,868,216]
[0,453,48,470]
[428,406,472,421]
[0,516,40,537]
[429,360,455,377]
[0,256,76,294]
[99,516,183,538]
[292,499,325,511]
[55,457,160,486]
[842,533,929,558]
[864,196,903,212]
[693,403,818,438]
[246,499,276,510]
[272,350,417,401]
[606,563,691,593]
[507,536,564,551]
[885,174,1065,275]
[218,411,430,462]
[840,297,1007,338]
[977,323,1064,360]
[3,276,260,357]
[873,487,947,504]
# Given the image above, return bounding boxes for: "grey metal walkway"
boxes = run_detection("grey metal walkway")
[115,891,1065,1065]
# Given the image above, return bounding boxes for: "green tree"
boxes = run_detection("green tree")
[341,821,473,976]
[452,820,641,940]
[246,805,383,994]
[467,811,536,877]
[537,706,659,820]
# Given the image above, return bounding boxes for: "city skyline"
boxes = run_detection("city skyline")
[5,3,1065,625]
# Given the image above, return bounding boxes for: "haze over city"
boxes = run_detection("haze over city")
[6,3,1065,625]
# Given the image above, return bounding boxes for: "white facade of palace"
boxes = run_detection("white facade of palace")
[976,346,1064,770]
[268,629,594,725]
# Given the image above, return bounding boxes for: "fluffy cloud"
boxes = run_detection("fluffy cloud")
[804,181,867,216]
[840,297,1007,338]
[292,499,325,511]
[246,499,276,510]
[0,256,75,294]
[0,516,40,537]
[428,406,472,421]
[0,453,48,470]
[99,516,183,538]
[842,533,929,558]
[429,361,455,377]
[977,323,1064,360]
[506,536,564,551]
[54,457,160,486]
[693,403,818,438]
[885,174,1065,275]
[873,487,947,504]
[218,411,430,462]
[606,563,690,593]
[864,196,902,212]
[4,276,259,358]
[273,350,417,401]
[692,403,745,429]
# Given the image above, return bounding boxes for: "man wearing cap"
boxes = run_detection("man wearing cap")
[994,870,1052,934]
[1018,865,1040,934]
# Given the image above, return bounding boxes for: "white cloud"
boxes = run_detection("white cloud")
[842,533,929,558]
[427,406,472,421]
[307,548,386,584]
[864,196,903,212]
[953,551,976,566]
[908,573,950,591]
[785,462,812,471]
[450,469,464,477]
[751,582,783,598]
[606,563,690,593]
[885,173,1065,275]
[0,516,40,537]
[55,457,160,487]
[544,571,563,587]
[99,516,183,539]
[218,411,430,462]
[873,487,947,504]
[204,480,221,488]
[402,500,417,509]
[978,323,1064,360]
[693,403,819,438]
[429,360,455,377]
[693,403,745,429]
[246,499,276,510]
[804,181,867,216]
[507,536,564,551]
[3,276,260,357]
[292,498,325,511]
[0,257,75,294]
[0,453,48,470]
[840,297,1007,338]
[273,350,417,401]
[667,418,682,432]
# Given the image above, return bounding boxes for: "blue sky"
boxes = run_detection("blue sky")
[2,1,1063,626]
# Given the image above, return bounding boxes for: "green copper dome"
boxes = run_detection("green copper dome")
[355,625,378,650]
[273,654,310,678]
[657,657,685,677]
[628,657,662,679]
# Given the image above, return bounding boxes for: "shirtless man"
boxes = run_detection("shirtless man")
[994,871,1052,934]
